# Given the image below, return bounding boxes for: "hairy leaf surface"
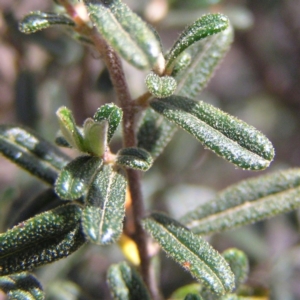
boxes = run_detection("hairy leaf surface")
[166,13,229,70]
[150,96,274,170]
[19,11,75,34]
[143,213,235,295]
[181,168,300,234]
[0,272,44,300]
[116,147,153,171]
[0,205,85,275]
[93,103,123,142]
[137,108,177,159]
[55,156,103,200]
[84,0,162,70]
[222,249,249,289]
[81,165,127,245]
[137,27,233,159]
[107,261,151,300]
[0,125,70,184]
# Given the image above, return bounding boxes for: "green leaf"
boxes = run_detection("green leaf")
[55,156,103,200]
[166,13,229,70]
[175,26,233,98]
[222,249,249,289]
[84,0,162,70]
[0,125,70,184]
[170,283,202,300]
[137,108,177,159]
[150,96,274,170]
[56,106,85,152]
[0,272,44,300]
[81,164,127,244]
[0,205,85,275]
[93,103,123,142]
[145,72,177,98]
[137,27,233,160]
[116,147,153,171]
[83,118,108,156]
[184,294,203,300]
[107,261,151,300]
[19,11,75,34]
[142,213,235,295]
[181,168,300,235]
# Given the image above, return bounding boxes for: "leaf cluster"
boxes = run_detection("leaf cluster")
[0,0,299,299]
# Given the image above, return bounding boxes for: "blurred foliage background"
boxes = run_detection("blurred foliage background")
[0,0,300,299]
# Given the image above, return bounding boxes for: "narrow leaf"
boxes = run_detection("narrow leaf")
[56,107,85,151]
[175,26,234,98]
[137,108,177,159]
[0,205,85,275]
[145,72,177,98]
[0,125,70,184]
[19,11,75,34]
[222,249,249,289]
[84,0,162,69]
[81,165,127,245]
[55,156,103,200]
[143,213,235,295]
[116,147,153,171]
[107,261,151,300]
[137,27,233,160]
[93,103,123,142]
[150,96,274,170]
[166,14,229,70]
[181,168,300,235]
[83,119,108,156]
[0,273,44,300]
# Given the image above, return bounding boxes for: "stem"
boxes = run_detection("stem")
[90,28,160,300]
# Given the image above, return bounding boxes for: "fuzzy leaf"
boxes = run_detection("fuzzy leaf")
[56,107,85,151]
[181,168,300,235]
[150,96,274,170]
[222,249,249,289]
[143,213,235,295]
[83,119,108,156]
[81,165,127,245]
[137,27,233,159]
[175,26,233,98]
[84,0,162,70]
[0,125,70,184]
[137,108,177,159]
[0,272,44,300]
[55,156,103,200]
[0,205,85,275]
[116,147,153,171]
[145,72,177,98]
[93,103,123,142]
[107,261,151,300]
[166,13,229,70]
[19,11,75,34]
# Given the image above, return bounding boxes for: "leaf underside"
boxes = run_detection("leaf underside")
[143,213,235,295]
[181,168,300,235]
